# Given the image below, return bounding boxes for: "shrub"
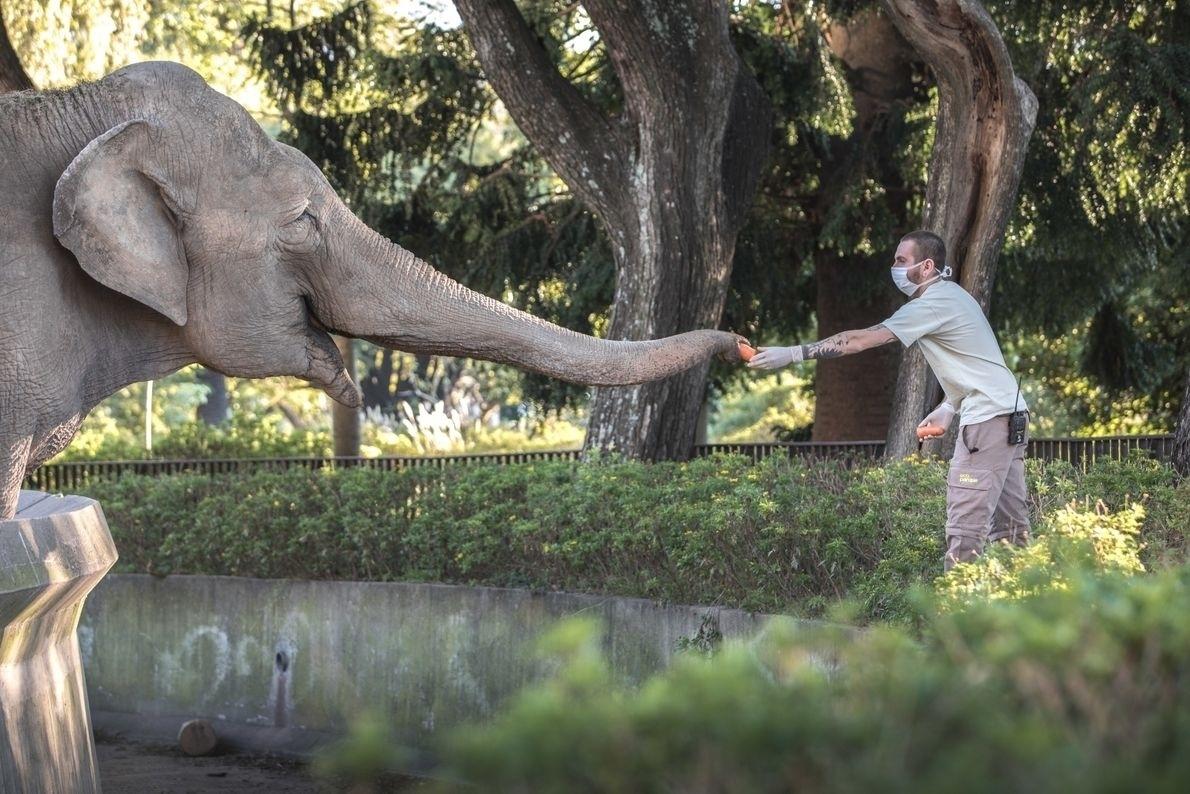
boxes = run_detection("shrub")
[433,564,1190,793]
[935,501,1146,609]
[1027,452,1188,568]
[58,409,587,461]
[58,413,332,461]
[313,710,410,789]
[78,454,1185,624]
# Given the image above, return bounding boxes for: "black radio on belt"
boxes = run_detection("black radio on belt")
[1009,410,1027,445]
[1008,379,1027,445]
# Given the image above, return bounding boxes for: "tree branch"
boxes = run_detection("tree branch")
[583,0,770,233]
[880,0,1038,459]
[454,0,629,222]
[881,0,1038,309]
[581,0,731,98]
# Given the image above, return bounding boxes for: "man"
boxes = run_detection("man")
[748,230,1029,570]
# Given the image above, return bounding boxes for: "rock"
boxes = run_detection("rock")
[178,719,218,757]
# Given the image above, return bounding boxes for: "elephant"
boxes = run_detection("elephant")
[0,62,742,519]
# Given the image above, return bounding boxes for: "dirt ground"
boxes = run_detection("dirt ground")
[96,734,427,793]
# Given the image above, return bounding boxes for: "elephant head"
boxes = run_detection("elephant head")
[50,62,741,407]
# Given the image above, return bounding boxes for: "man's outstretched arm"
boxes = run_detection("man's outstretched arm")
[747,325,897,369]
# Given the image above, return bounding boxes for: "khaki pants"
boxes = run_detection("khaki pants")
[944,414,1031,571]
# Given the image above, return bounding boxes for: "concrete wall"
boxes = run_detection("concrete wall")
[81,575,777,759]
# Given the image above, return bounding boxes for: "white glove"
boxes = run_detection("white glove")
[747,345,804,370]
[918,402,955,431]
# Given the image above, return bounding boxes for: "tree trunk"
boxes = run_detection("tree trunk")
[195,368,230,426]
[1173,367,1190,476]
[361,347,397,414]
[880,0,1038,460]
[456,0,771,460]
[0,6,34,93]
[695,394,710,446]
[812,252,903,440]
[332,336,360,456]
[811,7,915,441]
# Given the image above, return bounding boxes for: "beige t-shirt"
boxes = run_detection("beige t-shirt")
[882,280,1025,426]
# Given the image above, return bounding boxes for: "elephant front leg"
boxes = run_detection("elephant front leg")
[28,415,86,471]
[0,435,33,521]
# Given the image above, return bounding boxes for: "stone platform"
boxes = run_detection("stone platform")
[1,491,117,793]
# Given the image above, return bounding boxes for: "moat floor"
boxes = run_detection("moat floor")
[95,734,425,793]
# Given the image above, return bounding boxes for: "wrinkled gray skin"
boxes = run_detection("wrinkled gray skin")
[0,62,741,519]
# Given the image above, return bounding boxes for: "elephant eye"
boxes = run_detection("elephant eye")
[278,208,320,250]
[288,209,316,226]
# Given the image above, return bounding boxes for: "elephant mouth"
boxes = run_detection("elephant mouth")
[297,295,362,407]
[302,295,347,338]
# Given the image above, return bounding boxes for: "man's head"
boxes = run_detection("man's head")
[892,230,948,295]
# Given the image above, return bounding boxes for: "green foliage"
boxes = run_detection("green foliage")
[936,501,1146,609]
[991,0,1188,237]
[708,372,814,442]
[55,361,338,461]
[1006,328,1179,436]
[1072,453,1190,569]
[56,360,592,460]
[433,563,1190,793]
[313,709,410,789]
[361,409,584,456]
[149,414,331,458]
[989,0,1190,412]
[79,455,1186,624]
[672,614,725,659]
[61,400,333,461]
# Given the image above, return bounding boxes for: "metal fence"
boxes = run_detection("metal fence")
[23,435,1175,493]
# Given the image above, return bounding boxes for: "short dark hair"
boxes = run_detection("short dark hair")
[901,230,947,271]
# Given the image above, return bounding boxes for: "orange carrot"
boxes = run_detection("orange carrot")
[916,424,946,440]
[737,341,758,362]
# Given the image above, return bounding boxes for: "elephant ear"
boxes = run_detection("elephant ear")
[53,119,189,326]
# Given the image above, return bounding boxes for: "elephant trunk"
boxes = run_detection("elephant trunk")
[312,217,741,386]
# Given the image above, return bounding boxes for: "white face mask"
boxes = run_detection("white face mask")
[890,260,951,296]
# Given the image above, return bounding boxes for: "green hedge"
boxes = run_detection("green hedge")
[79,453,1187,624]
[432,565,1190,793]
[308,481,1188,792]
